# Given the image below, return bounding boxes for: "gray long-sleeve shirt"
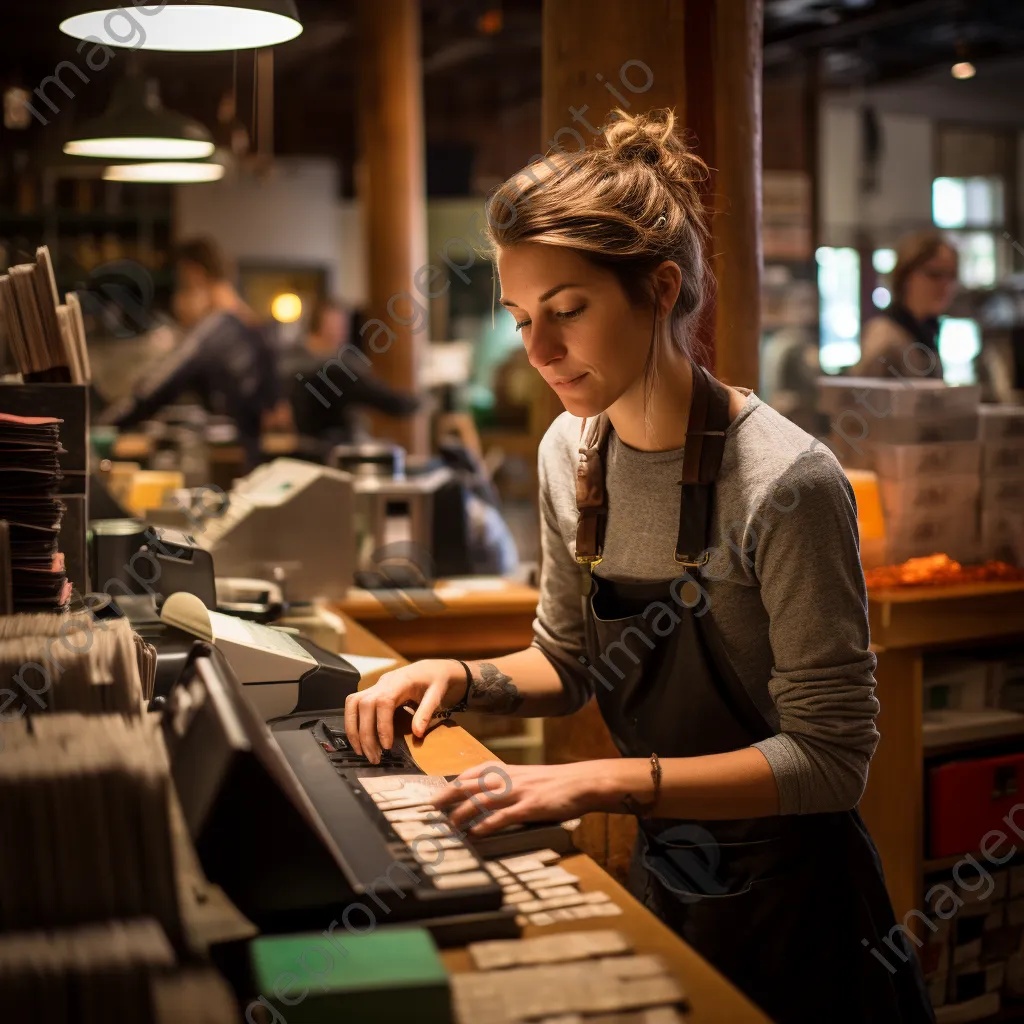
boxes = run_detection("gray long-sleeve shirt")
[532,391,880,815]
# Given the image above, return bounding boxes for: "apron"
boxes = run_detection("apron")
[574,364,935,1024]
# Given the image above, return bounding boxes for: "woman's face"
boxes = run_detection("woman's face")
[496,242,659,418]
[903,245,959,319]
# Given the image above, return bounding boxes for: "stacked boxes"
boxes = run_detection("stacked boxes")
[925,866,1012,1020]
[817,378,982,565]
[979,406,1024,564]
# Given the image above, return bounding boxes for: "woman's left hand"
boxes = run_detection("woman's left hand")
[433,761,605,837]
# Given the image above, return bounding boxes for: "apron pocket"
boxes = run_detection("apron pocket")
[640,824,792,900]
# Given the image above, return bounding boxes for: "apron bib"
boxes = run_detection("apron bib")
[574,364,934,1024]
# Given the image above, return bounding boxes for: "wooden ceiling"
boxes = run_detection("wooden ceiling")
[1,1,1023,195]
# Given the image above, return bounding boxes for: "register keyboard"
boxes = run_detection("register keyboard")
[165,648,515,945]
[269,715,513,939]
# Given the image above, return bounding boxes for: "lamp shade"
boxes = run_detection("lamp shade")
[103,153,227,183]
[60,2,303,52]
[65,76,213,160]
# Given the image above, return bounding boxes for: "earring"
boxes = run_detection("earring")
[655,214,667,228]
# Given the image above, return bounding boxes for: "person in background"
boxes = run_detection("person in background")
[283,296,421,448]
[853,229,959,379]
[99,238,287,468]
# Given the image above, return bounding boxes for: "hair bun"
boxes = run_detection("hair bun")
[602,108,705,190]
[603,109,683,161]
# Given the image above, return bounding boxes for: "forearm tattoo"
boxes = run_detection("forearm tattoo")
[468,662,524,714]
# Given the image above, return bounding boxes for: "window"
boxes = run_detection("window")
[931,176,1007,288]
[938,318,981,386]
[816,246,861,373]
[932,176,1005,230]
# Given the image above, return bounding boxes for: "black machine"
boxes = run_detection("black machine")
[162,646,515,945]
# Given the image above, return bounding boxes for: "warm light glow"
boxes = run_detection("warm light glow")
[951,62,976,80]
[65,137,214,160]
[60,6,302,53]
[103,162,225,183]
[271,293,303,324]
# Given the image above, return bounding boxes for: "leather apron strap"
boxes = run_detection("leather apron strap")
[574,364,733,572]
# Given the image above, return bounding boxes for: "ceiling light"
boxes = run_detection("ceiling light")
[60,2,302,53]
[65,76,213,160]
[103,161,226,183]
[951,62,976,80]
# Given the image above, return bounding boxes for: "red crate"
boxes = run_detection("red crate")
[929,752,1024,859]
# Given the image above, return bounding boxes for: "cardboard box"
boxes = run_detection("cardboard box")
[983,438,1024,477]
[979,404,1024,442]
[817,378,981,419]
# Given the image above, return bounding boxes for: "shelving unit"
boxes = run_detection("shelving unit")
[0,164,175,311]
[861,581,1024,927]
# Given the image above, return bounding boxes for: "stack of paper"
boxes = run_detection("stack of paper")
[0,713,181,940]
[0,412,69,611]
[0,614,148,711]
[0,247,89,383]
[0,923,238,1023]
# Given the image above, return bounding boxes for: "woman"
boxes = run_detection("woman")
[853,230,959,379]
[345,110,934,1023]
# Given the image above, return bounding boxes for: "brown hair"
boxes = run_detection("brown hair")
[173,237,232,282]
[308,296,350,336]
[484,108,711,402]
[891,230,958,302]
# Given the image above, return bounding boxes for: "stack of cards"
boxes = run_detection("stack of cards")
[0,614,147,713]
[0,247,89,384]
[0,713,181,942]
[0,919,175,1024]
[0,412,69,612]
[0,922,237,1024]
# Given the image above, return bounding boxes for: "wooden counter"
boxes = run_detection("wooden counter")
[334,578,539,662]
[861,581,1024,932]
[340,610,768,1024]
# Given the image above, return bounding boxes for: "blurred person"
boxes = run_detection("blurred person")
[282,296,420,448]
[853,229,959,379]
[99,238,287,468]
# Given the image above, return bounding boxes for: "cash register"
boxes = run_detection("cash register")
[163,644,516,944]
[89,522,359,718]
[196,458,356,601]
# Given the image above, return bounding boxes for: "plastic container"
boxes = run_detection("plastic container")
[929,751,1024,858]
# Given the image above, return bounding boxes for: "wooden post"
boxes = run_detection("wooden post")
[356,0,430,455]
[540,0,764,878]
[711,0,763,390]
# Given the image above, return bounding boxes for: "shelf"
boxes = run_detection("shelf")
[0,209,170,226]
[923,710,1024,754]
[923,849,1024,875]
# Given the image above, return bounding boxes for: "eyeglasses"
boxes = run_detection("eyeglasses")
[919,266,959,284]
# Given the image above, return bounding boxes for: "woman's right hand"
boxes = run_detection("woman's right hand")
[343,659,467,764]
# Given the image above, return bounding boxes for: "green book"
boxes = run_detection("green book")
[249,926,452,1024]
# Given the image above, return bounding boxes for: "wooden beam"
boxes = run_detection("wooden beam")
[711,0,763,390]
[356,0,430,455]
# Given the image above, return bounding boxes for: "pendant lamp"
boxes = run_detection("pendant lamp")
[60,2,302,53]
[65,75,214,160]
[103,162,226,183]
[103,154,227,183]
